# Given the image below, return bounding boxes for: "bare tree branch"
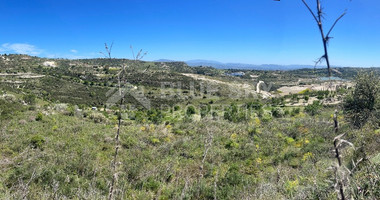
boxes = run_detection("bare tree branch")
[314,54,326,69]
[22,169,36,200]
[130,45,135,60]
[301,0,350,77]
[326,11,347,38]
[301,0,319,24]
[200,128,213,179]
[317,0,322,22]
[100,42,114,59]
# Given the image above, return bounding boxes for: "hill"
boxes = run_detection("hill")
[1,54,380,199]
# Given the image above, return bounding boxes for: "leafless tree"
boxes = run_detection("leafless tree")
[101,42,126,200]
[130,45,148,62]
[103,43,148,200]
[301,0,348,77]
[100,42,113,59]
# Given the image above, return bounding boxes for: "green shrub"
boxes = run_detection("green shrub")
[30,135,45,149]
[221,164,243,186]
[261,110,272,122]
[28,106,36,111]
[304,101,322,116]
[23,94,36,105]
[89,112,106,123]
[36,112,43,121]
[150,138,160,145]
[212,111,218,119]
[174,105,180,111]
[65,105,75,116]
[173,129,184,135]
[344,72,380,128]
[272,107,285,118]
[291,108,300,116]
[246,100,263,110]
[0,99,24,120]
[147,109,165,124]
[131,111,146,123]
[121,136,137,149]
[225,140,239,149]
[186,106,196,116]
[200,104,211,118]
[289,158,301,168]
[144,177,160,192]
[224,103,248,122]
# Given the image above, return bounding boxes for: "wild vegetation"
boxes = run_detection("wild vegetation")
[1,54,380,199]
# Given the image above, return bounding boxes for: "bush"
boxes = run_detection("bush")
[0,99,24,120]
[260,109,272,121]
[174,105,180,111]
[30,135,45,149]
[65,105,75,116]
[246,101,263,110]
[221,164,243,186]
[144,177,160,192]
[291,108,301,116]
[36,112,43,121]
[28,106,36,111]
[147,109,164,124]
[186,106,196,116]
[224,104,248,122]
[304,101,322,116]
[212,111,218,119]
[89,112,106,123]
[173,129,184,135]
[23,94,36,105]
[272,107,285,118]
[344,72,380,128]
[200,104,211,118]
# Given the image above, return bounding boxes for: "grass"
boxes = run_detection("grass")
[1,95,379,199]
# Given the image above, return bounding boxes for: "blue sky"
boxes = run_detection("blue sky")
[1,0,379,67]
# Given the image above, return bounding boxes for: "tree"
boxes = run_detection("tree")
[344,72,380,128]
[301,0,348,77]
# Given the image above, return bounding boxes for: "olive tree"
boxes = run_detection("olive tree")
[344,72,380,128]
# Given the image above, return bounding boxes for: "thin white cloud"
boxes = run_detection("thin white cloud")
[1,43,42,55]
[70,49,78,53]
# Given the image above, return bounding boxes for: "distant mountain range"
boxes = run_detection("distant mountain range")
[154,59,326,71]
